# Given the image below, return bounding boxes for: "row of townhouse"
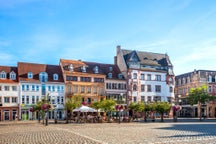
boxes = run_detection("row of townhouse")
[175,70,216,118]
[0,46,175,121]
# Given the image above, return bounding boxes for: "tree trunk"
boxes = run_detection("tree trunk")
[161,112,164,122]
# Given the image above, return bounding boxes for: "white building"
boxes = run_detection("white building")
[0,66,19,121]
[18,62,65,120]
[115,46,175,104]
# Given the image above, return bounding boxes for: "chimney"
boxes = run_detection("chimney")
[114,56,117,65]
[116,45,121,54]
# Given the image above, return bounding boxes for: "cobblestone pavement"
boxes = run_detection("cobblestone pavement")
[1,120,216,144]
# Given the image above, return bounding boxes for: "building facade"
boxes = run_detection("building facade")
[0,66,19,121]
[115,46,175,104]
[175,70,216,118]
[18,62,65,120]
[60,59,106,105]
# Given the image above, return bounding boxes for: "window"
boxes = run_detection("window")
[22,85,25,91]
[93,87,97,94]
[52,86,55,92]
[57,86,60,92]
[209,86,212,93]
[147,85,151,92]
[26,85,29,91]
[147,96,151,102]
[81,66,86,72]
[0,71,6,79]
[94,66,99,73]
[61,86,64,92]
[133,84,137,91]
[133,97,137,102]
[155,85,161,92]
[10,71,16,80]
[81,86,85,93]
[28,72,33,79]
[141,96,145,102]
[73,85,78,93]
[36,85,39,91]
[170,87,173,93]
[107,73,112,79]
[133,73,137,79]
[12,97,17,103]
[53,74,58,80]
[57,96,60,104]
[26,96,29,104]
[155,75,161,81]
[141,85,145,92]
[22,96,25,104]
[118,73,123,79]
[153,96,161,102]
[87,86,91,93]
[12,86,17,91]
[4,97,10,103]
[80,77,91,82]
[66,76,77,81]
[99,88,104,96]
[39,72,48,82]
[4,86,9,91]
[147,74,151,81]
[94,78,104,82]
[36,96,39,102]
[140,74,145,80]
[48,86,51,91]
[32,96,35,104]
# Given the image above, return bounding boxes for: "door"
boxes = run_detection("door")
[4,110,10,121]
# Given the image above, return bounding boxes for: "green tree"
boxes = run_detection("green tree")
[128,102,145,121]
[148,102,157,121]
[155,102,171,122]
[100,99,116,122]
[65,95,82,123]
[188,85,215,121]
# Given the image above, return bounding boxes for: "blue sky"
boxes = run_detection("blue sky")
[1,0,216,75]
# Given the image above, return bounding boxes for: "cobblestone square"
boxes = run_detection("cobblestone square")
[1,119,216,144]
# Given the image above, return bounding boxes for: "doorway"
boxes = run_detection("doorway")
[4,110,10,121]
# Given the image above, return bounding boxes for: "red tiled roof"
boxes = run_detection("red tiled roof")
[18,62,64,82]
[0,66,18,83]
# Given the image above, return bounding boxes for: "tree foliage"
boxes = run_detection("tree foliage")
[155,102,171,122]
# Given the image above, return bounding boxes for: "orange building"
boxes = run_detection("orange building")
[60,59,106,104]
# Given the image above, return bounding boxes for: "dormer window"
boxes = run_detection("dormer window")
[10,71,16,80]
[53,73,58,80]
[39,72,48,83]
[28,72,33,79]
[0,71,6,79]
[94,66,99,74]
[118,73,123,79]
[109,66,113,72]
[108,73,112,79]
[82,65,86,72]
[68,64,73,71]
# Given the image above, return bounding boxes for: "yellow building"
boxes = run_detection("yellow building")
[60,59,106,104]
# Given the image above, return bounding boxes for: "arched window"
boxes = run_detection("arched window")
[53,73,58,80]
[10,71,16,80]
[0,71,6,79]
[39,72,48,82]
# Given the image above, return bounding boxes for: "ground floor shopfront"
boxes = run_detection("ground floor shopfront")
[20,106,65,120]
[179,102,216,118]
[0,106,19,121]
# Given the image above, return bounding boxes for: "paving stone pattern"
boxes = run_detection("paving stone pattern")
[1,121,216,144]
